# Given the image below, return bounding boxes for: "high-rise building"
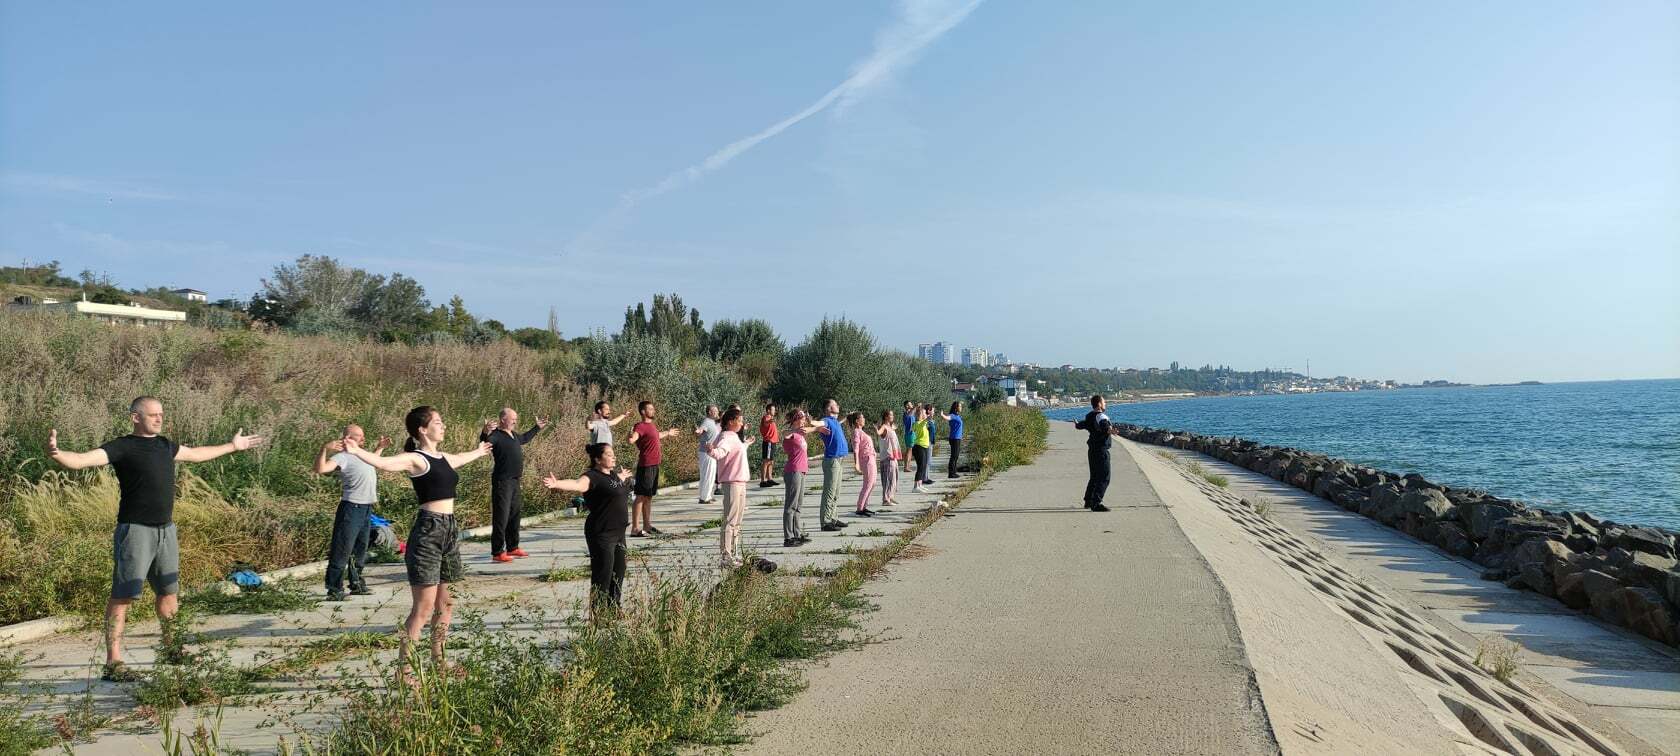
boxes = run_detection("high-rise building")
[930,341,954,364]
[991,352,1008,366]
[961,347,989,366]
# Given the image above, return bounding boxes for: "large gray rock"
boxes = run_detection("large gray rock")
[1612,587,1678,646]
[1583,569,1626,624]
[1397,489,1454,520]
[1668,569,1680,609]
[1434,522,1474,558]
[1511,538,1572,596]
[1617,527,1676,559]
[1619,551,1679,592]
[1461,500,1520,540]
[1556,571,1591,611]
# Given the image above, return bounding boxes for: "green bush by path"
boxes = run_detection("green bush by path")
[963,404,1050,472]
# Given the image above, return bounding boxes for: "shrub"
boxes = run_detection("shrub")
[963,404,1049,472]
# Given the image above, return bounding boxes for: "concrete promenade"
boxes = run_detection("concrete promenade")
[743,423,1278,755]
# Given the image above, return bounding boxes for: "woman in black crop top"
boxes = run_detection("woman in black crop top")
[346,404,491,681]
[544,441,634,613]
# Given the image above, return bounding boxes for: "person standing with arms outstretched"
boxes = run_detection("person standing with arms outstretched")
[315,424,390,601]
[849,412,878,518]
[627,400,682,537]
[901,401,917,474]
[876,410,901,507]
[695,405,722,505]
[758,402,780,488]
[480,407,548,563]
[46,396,266,682]
[542,442,633,614]
[923,403,939,472]
[942,401,965,479]
[1074,394,1121,512]
[780,407,817,546]
[587,401,629,445]
[703,408,754,568]
[910,405,933,492]
[812,398,851,531]
[345,405,491,684]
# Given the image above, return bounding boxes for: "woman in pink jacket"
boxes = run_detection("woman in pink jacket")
[876,409,901,507]
[703,407,754,568]
[850,412,878,518]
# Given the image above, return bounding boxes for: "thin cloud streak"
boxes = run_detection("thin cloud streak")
[572,0,984,251]
[3,172,178,201]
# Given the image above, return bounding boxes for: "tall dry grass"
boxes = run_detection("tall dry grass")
[0,312,706,624]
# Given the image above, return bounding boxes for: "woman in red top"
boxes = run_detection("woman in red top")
[758,402,780,488]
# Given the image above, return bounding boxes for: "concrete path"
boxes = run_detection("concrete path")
[4,456,962,754]
[742,424,1278,755]
[1144,440,1672,755]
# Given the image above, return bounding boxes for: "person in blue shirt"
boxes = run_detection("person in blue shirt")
[941,401,965,479]
[1073,394,1120,512]
[901,401,917,475]
[812,398,851,531]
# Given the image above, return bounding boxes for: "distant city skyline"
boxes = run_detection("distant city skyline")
[2,2,1674,384]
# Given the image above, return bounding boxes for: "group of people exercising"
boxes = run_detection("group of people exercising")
[46,395,968,683]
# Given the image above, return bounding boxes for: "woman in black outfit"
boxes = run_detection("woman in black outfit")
[544,442,634,613]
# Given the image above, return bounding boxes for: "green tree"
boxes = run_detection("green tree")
[768,319,949,414]
[706,318,784,363]
[350,272,430,339]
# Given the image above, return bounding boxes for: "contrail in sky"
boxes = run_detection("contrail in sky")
[571,0,984,251]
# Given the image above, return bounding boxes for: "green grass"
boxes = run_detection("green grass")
[850,528,887,538]
[245,632,400,683]
[130,607,257,710]
[1250,499,1273,519]
[367,544,402,565]
[1474,636,1522,683]
[540,565,590,583]
[1202,473,1229,488]
[695,518,722,530]
[182,581,319,616]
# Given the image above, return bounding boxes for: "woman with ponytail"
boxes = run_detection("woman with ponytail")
[344,405,492,683]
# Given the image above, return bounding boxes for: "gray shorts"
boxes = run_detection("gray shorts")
[405,511,463,586]
[112,522,180,600]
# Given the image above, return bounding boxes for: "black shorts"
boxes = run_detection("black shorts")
[761,440,777,461]
[633,464,660,497]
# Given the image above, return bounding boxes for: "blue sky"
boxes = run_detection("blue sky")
[2,1,1675,383]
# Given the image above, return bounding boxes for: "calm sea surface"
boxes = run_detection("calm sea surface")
[1046,379,1680,529]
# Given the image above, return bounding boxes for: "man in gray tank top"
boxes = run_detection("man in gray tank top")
[316,424,390,600]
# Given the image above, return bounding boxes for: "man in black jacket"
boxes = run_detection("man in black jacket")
[1073,394,1120,512]
[481,407,548,561]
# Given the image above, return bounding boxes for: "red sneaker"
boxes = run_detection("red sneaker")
[492,553,514,563]
[508,548,530,558]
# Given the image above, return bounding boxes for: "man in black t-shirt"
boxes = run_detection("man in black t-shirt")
[48,395,265,682]
[1073,394,1120,512]
[479,407,548,562]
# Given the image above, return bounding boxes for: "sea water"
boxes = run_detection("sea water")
[1047,379,1680,529]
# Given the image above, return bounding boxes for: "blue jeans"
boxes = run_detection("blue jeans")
[325,501,371,593]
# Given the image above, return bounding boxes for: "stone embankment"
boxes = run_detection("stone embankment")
[1118,425,1680,649]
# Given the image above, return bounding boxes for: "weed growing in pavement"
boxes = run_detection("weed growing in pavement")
[851,529,887,538]
[245,632,400,683]
[1249,499,1274,519]
[696,518,722,530]
[1474,636,1522,683]
[367,544,402,564]
[183,580,319,616]
[1186,461,1206,476]
[1202,473,1229,488]
[131,606,257,710]
[540,565,590,583]
[1156,450,1174,460]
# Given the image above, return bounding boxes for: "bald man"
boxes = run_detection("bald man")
[315,424,390,600]
[480,407,548,562]
[47,395,265,681]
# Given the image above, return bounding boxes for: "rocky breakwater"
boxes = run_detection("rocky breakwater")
[1117,425,1680,648]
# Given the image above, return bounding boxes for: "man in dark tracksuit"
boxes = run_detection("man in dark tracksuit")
[1073,394,1118,512]
[480,407,548,561]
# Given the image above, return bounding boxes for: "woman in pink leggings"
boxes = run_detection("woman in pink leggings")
[849,412,878,517]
